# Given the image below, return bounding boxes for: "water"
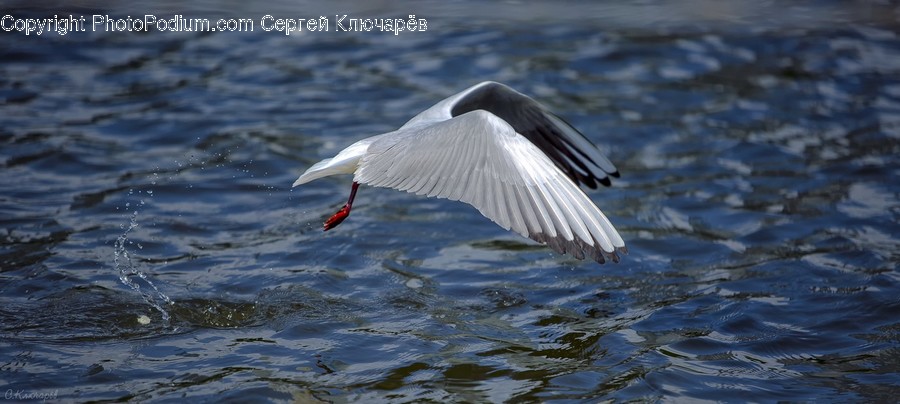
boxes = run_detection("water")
[2,1,899,402]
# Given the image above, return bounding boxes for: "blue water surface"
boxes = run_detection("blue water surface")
[2,1,899,402]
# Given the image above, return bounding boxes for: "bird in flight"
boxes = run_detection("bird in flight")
[293,81,626,263]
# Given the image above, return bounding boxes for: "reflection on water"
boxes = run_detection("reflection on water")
[1,1,899,401]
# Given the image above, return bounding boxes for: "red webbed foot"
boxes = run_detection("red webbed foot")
[323,182,359,231]
[324,204,351,231]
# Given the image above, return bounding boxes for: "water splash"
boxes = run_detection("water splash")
[113,196,173,323]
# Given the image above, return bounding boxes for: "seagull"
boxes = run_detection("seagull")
[293,81,626,263]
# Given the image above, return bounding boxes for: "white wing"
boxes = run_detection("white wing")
[355,110,626,263]
[403,81,619,189]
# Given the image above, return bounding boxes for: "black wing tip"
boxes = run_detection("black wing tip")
[593,171,618,188]
[572,171,615,189]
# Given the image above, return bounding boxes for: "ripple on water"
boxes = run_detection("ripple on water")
[1,5,900,402]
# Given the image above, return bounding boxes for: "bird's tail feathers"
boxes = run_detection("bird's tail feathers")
[292,158,335,187]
